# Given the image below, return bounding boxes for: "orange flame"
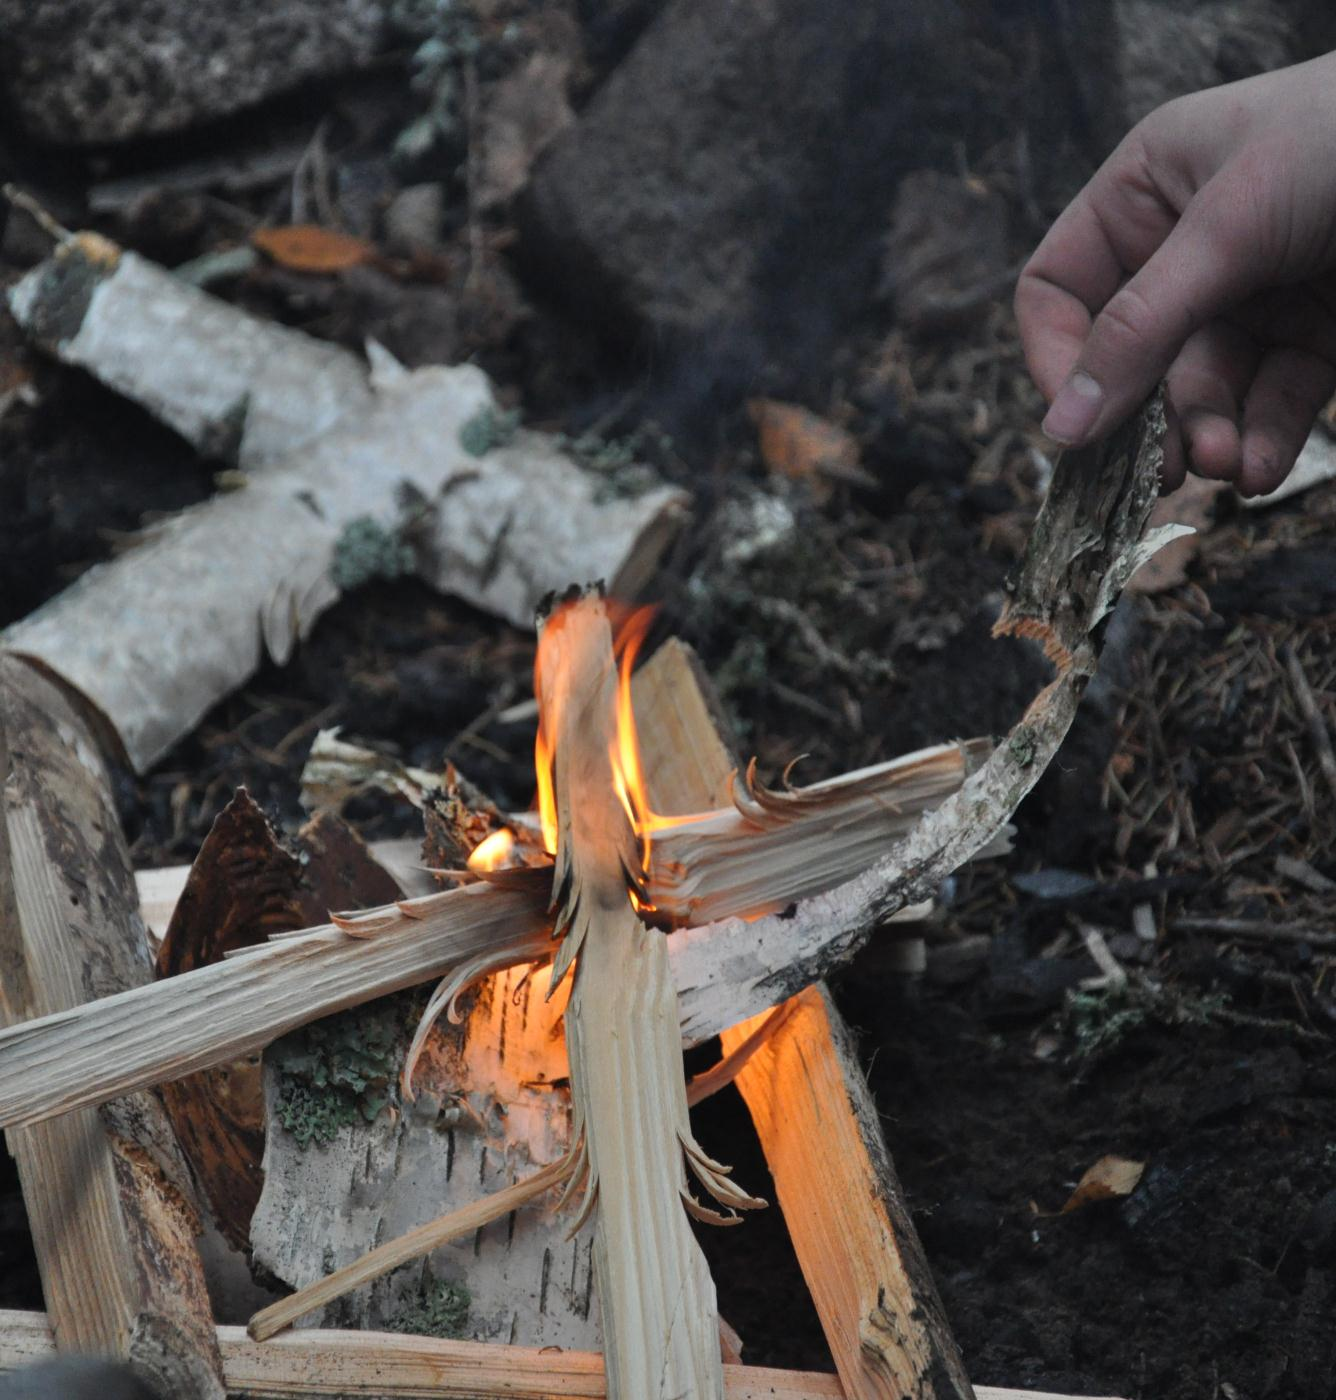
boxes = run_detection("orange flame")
[532,600,690,907]
[467,827,516,873]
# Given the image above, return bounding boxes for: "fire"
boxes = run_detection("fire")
[467,827,516,873]
[533,599,692,902]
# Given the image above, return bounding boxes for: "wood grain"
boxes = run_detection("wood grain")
[0,656,225,1397]
[0,1310,1125,1400]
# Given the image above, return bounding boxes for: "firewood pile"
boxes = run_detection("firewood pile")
[0,257,1170,1394]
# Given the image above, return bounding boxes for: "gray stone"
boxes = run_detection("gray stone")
[0,0,387,146]
[521,0,976,349]
[1057,0,1336,155]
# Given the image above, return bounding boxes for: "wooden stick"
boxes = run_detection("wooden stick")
[247,1156,573,1341]
[678,393,1175,1040]
[536,589,748,1400]
[723,989,973,1400]
[0,881,551,1130]
[0,657,225,1398]
[0,1311,1123,1400]
[635,641,973,1399]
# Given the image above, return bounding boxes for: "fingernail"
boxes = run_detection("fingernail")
[1042,371,1104,445]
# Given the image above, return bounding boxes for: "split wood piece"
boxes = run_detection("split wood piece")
[0,1312,1126,1400]
[536,588,755,1400]
[0,656,225,1398]
[156,793,402,1251]
[678,393,1177,1044]
[635,640,971,1400]
[2,354,685,772]
[723,990,972,1400]
[136,835,434,938]
[645,740,996,925]
[0,880,552,1131]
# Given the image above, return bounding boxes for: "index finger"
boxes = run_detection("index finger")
[1015,134,1182,400]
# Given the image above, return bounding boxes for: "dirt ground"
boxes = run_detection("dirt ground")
[3,8,1336,1399]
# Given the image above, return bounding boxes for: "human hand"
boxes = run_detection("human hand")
[1015,53,1336,496]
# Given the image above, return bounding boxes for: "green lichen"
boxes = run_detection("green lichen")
[271,996,413,1149]
[458,405,521,458]
[559,424,673,502]
[1066,981,1230,1063]
[387,1276,471,1339]
[332,516,415,591]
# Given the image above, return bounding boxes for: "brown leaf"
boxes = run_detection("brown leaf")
[1060,1154,1145,1214]
[252,223,376,273]
[748,399,872,501]
[477,54,575,211]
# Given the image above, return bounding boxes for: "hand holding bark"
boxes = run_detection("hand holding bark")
[1016,53,1336,495]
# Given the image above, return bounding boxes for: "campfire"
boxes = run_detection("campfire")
[0,386,1169,1398]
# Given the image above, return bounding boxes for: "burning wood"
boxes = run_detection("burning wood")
[0,396,1173,1143]
[534,586,762,1398]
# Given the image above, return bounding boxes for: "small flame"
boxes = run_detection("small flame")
[467,827,516,874]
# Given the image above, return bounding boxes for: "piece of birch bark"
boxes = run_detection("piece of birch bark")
[250,959,598,1348]
[0,656,225,1398]
[0,1310,1129,1400]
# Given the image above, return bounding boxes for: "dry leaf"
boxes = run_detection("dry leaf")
[252,223,376,273]
[748,399,872,500]
[1060,1154,1145,1214]
[476,54,575,211]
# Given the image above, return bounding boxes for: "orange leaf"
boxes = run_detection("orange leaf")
[1059,1154,1145,1214]
[252,224,376,273]
[747,399,872,499]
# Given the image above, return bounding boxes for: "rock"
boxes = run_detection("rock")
[0,0,386,146]
[1057,0,1336,154]
[879,170,1012,335]
[0,1358,161,1400]
[521,0,978,354]
[382,182,446,257]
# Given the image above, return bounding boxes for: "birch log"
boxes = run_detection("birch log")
[0,1311,1126,1400]
[0,656,225,1398]
[250,958,598,1348]
[635,641,973,1400]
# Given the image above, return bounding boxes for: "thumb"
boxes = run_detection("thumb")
[1042,177,1263,445]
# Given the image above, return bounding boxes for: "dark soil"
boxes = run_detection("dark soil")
[3,8,1336,1400]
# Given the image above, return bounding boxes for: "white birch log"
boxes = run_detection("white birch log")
[250,959,599,1348]
[4,237,688,770]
